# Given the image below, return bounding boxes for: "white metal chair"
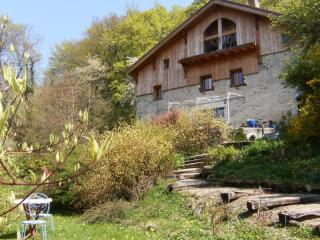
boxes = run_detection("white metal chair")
[31,193,54,230]
[21,220,47,240]
[20,192,53,239]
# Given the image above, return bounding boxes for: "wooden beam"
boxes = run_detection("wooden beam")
[278,210,320,224]
[221,191,257,203]
[247,195,320,212]
[218,18,223,50]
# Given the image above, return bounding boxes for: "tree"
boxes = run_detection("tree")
[0,17,109,232]
[274,0,320,140]
[43,4,188,130]
[186,0,285,16]
[0,16,40,90]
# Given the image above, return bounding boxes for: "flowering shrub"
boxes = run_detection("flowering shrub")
[170,110,229,155]
[152,108,181,127]
[76,122,175,208]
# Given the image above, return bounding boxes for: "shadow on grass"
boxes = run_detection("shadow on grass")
[238,211,254,219]
[0,232,16,239]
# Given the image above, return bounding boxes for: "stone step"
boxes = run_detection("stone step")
[184,158,210,165]
[187,154,210,161]
[182,162,205,169]
[172,179,212,191]
[173,168,202,175]
[176,172,201,180]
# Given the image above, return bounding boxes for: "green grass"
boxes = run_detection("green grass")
[0,183,319,240]
[209,140,320,185]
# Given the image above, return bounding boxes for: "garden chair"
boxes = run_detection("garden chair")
[29,193,55,230]
[21,193,49,240]
[21,219,47,240]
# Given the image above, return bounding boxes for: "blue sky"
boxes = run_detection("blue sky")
[0,0,193,79]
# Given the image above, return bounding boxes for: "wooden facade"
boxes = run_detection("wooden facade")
[129,1,285,97]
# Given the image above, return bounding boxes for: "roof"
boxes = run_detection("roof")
[128,0,280,76]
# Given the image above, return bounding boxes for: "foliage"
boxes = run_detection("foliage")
[81,200,133,224]
[186,0,284,16]
[0,188,18,232]
[274,0,320,141]
[0,15,40,90]
[228,128,247,142]
[208,145,240,165]
[81,182,213,239]
[43,5,188,131]
[275,0,320,50]
[19,57,113,144]
[210,140,320,184]
[174,153,185,168]
[170,110,229,156]
[75,122,175,208]
[2,182,318,239]
[151,108,181,127]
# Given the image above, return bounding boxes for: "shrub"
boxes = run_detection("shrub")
[152,108,181,127]
[170,110,229,155]
[81,200,133,224]
[244,140,285,160]
[208,145,240,166]
[75,121,175,208]
[0,188,18,232]
[174,153,185,168]
[228,128,247,142]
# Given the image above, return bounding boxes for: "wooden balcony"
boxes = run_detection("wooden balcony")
[179,42,258,66]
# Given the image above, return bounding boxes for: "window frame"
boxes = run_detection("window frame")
[200,75,214,92]
[163,59,170,70]
[230,68,246,88]
[153,85,163,101]
[213,107,225,118]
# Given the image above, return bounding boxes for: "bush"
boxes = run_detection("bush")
[208,145,240,166]
[170,110,229,155]
[228,128,247,141]
[210,139,320,184]
[151,108,181,127]
[81,200,133,224]
[0,188,18,232]
[75,121,175,208]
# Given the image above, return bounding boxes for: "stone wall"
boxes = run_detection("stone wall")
[136,51,297,127]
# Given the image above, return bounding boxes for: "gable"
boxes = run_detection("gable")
[128,0,279,77]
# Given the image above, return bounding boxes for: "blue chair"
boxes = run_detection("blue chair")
[21,219,47,240]
[20,193,53,239]
[31,193,54,230]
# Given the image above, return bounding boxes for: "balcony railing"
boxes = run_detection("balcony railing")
[222,33,237,49]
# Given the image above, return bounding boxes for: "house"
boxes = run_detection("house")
[128,0,297,127]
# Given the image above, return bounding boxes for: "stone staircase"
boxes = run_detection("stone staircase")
[171,154,213,191]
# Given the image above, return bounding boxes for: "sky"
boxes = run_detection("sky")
[0,0,193,80]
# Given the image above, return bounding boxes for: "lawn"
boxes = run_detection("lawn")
[0,183,318,240]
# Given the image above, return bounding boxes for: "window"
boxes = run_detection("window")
[282,34,290,45]
[213,107,225,118]
[163,59,170,70]
[153,85,162,101]
[222,18,237,49]
[203,18,237,53]
[230,69,245,87]
[204,20,219,53]
[200,75,214,92]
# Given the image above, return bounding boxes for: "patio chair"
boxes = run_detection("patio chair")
[29,192,55,230]
[21,219,47,240]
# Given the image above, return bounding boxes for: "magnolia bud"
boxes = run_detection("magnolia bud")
[9,43,15,52]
